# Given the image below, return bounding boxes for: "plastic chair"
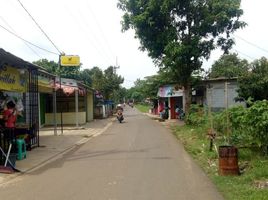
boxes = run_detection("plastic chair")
[16,139,26,160]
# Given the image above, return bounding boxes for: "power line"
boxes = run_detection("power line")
[233,48,255,60]
[75,7,115,65]
[85,1,116,59]
[62,3,113,67]
[16,0,62,55]
[235,34,268,54]
[0,15,42,59]
[0,23,59,55]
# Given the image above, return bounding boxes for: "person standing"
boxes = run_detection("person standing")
[3,100,18,153]
[3,101,17,128]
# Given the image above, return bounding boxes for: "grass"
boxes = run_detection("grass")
[135,104,151,113]
[172,125,268,200]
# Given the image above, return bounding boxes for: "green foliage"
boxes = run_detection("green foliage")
[214,106,252,145]
[135,104,151,113]
[102,66,124,99]
[214,101,268,151]
[238,57,268,101]
[111,87,127,104]
[33,58,80,79]
[172,125,268,200]
[79,69,92,86]
[185,104,208,126]
[33,59,58,74]
[34,59,125,101]
[247,100,268,149]
[118,0,246,113]
[209,53,249,78]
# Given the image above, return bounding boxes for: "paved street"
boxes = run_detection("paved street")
[0,106,224,200]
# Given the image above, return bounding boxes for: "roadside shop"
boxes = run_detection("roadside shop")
[44,77,94,127]
[0,48,39,165]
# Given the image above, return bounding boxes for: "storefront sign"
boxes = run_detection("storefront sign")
[38,76,54,93]
[60,55,80,67]
[0,66,27,92]
[158,85,184,97]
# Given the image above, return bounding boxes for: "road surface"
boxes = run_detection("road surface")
[0,106,224,200]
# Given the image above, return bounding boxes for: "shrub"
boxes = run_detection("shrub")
[213,100,268,152]
[185,104,208,126]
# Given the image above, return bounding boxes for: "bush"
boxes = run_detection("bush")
[185,104,208,126]
[246,100,268,152]
[213,100,268,152]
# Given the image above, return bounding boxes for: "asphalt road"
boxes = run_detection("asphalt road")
[0,106,224,200]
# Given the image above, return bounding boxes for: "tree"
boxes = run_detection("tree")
[33,59,58,74]
[237,57,268,101]
[209,53,249,78]
[102,66,124,99]
[111,86,127,104]
[118,0,246,113]
[79,69,93,87]
[33,59,80,79]
[86,66,124,100]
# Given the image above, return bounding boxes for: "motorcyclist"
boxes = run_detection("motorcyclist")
[116,107,124,123]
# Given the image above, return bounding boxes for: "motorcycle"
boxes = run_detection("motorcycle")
[117,111,124,123]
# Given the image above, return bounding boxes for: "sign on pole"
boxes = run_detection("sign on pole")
[60,55,80,67]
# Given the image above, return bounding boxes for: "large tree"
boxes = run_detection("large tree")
[237,57,268,101]
[102,66,124,99]
[209,53,249,78]
[118,0,246,113]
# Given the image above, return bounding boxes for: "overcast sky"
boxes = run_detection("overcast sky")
[0,0,268,88]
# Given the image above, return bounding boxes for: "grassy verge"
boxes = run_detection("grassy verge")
[135,104,151,113]
[172,125,268,200]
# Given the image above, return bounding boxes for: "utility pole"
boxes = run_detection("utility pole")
[114,56,120,73]
[225,81,230,144]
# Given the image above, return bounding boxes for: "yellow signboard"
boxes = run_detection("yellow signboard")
[0,66,27,92]
[38,76,54,93]
[60,55,80,67]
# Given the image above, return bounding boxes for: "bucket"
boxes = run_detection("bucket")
[218,145,239,175]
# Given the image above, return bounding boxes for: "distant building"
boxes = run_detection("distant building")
[203,77,246,112]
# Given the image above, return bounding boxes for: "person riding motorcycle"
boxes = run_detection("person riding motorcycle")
[116,107,124,123]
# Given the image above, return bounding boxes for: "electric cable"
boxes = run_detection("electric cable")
[85,1,116,59]
[76,8,115,65]
[16,0,62,55]
[0,15,42,59]
[63,3,113,67]
[233,48,255,60]
[234,34,268,54]
[0,23,59,55]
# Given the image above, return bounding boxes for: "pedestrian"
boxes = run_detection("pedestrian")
[3,100,18,152]
[3,100,17,128]
[175,105,180,119]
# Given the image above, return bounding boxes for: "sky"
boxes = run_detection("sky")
[0,0,268,88]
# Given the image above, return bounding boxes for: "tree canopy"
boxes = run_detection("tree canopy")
[118,0,246,112]
[34,59,124,101]
[237,57,268,101]
[209,53,249,78]
[33,59,80,80]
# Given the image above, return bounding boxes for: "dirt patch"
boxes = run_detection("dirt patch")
[253,180,268,189]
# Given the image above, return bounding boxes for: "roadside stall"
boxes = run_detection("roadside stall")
[0,48,39,165]
[44,77,90,127]
[157,85,184,119]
